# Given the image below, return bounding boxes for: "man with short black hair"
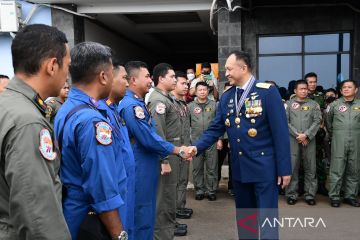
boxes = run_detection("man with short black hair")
[285,80,321,206]
[54,42,128,240]
[0,74,9,93]
[189,62,219,100]
[119,61,190,240]
[326,79,360,207]
[150,63,189,239]
[0,24,71,239]
[46,81,70,124]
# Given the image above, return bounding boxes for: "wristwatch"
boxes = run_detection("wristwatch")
[112,231,128,240]
[178,147,186,158]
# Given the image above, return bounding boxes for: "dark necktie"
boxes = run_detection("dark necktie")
[236,88,244,102]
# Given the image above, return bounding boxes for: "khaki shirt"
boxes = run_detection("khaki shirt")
[148,88,182,145]
[188,99,217,143]
[172,96,191,146]
[285,98,321,140]
[0,78,70,239]
[325,97,360,137]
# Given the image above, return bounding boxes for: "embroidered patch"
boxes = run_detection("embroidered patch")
[95,122,112,145]
[302,106,310,111]
[134,106,145,119]
[353,106,360,111]
[39,129,57,161]
[338,105,347,112]
[193,107,202,114]
[291,102,300,109]
[205,107,212,112]
[155,102,166,114]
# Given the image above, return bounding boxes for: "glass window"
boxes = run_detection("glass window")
[305,34,339,52]
[340,54,350,81]
[343,33,350,51]
[259,56,302,87]
[259,36,302,54]
[304,55,337,89]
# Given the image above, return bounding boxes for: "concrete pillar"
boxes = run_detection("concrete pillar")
[51,4,84,49]
[217,0,242,91]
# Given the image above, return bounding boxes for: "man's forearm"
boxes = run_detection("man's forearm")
[99,209,123,238]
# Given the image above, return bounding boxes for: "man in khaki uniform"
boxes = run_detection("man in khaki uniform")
[172,72,193,221]
[326,79,360,207]
[0,24,71,239]
[189,81,218,201]
[149,63,187,238]
[285,80,321,205]
[46,81,70,124]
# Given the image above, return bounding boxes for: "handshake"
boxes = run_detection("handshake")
[173,146,198,160]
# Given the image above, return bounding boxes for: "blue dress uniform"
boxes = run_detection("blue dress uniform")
[99,99,136,240]
[54,88,128,239]
[195,80,291,239]
[118,90,175,240]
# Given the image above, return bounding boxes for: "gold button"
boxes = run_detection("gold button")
[239,152,242,155]
[261,152,264,156]
[237,139,240,143]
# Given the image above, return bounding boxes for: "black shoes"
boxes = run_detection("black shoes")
[343,198,360,207]
[176,208,192,219]
[228,189,235,197]
[207,194,217,201]
[175,222,187,230]
[287,197,297,205]
[174,225,187,236]
[195,193,204,200]
[305,198,316,206]
[330,199,340,207]
[182,207,193,215]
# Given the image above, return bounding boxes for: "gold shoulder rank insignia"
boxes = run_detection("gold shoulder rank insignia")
[256,83,271,89]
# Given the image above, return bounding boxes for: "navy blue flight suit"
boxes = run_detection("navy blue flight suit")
[54,88,127,239]
[118,90,175,240]
[195,81,291,239]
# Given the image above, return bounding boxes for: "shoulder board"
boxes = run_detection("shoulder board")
[256,83,271,89]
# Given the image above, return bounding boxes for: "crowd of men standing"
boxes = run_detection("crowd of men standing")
[0,24,359,240]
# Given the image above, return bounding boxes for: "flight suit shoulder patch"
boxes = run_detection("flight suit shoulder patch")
[256,83,271,89]
[155,102,166,114]
[134,106,145,119]
[94,121,112,145]
[39,129,57,161]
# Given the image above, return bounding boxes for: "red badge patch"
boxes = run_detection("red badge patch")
[291,102,300,109]
[193,107,202,114]
[338,105,347,112]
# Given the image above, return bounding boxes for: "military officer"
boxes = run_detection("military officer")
[118,61,189,240]
[55,42,128,240]
[305,72,328,195]
[187,51,291,240]
[172,71,193,222]
[325,79,360,207]
[46,81,70,124]
[189,81,219,201]
[99,60,136,239]
[149,63,188,239]
[0,24,71,239]
[285,80,321,205]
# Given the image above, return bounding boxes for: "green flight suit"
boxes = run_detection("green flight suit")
[149,88,181,240]
[174,97,191,210]
[325,97,360,200]
[308,91,327,186]
[0,78,71,239]
[45,97,63,125]
[285,98,321,200]
[189,99,218,195]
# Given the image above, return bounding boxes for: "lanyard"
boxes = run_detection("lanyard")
[235,75,256,116]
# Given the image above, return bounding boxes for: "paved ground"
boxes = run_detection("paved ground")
[176,181,360,240]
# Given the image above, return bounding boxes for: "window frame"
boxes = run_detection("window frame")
[256,31,352,84]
